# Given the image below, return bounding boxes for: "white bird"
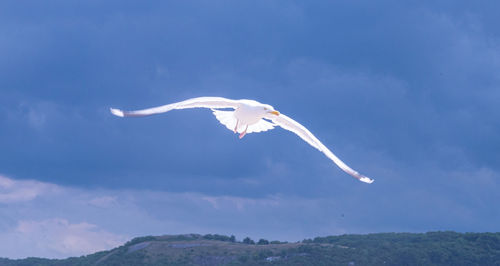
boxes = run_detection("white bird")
[110,97,374,184]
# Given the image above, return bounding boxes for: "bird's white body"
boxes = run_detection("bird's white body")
[234,103,264,126]
[110,97,374,184]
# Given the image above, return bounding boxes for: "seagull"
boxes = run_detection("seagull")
[110,97,374,183]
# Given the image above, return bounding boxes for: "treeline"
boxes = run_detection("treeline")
[299,231,500,265]
[1,231,500,265]
[124,233,287,246]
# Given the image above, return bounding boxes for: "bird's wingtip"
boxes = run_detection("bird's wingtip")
[359,176,374,184]
[110,108,124,117]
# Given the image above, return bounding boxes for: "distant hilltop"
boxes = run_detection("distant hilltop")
[1,232,500,265]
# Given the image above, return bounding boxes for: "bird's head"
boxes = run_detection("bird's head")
[263,105,280,116]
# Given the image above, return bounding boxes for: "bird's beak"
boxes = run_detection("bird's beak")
[269,110,280,116]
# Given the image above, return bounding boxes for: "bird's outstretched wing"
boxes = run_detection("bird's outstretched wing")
[110,97,240,117]
[269,113,374,184]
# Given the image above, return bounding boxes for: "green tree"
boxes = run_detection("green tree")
[243,237,255,244]
[257,239,269,245]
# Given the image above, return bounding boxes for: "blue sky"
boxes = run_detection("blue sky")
[1,0,500,259]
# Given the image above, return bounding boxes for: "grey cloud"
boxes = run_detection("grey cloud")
[1,1,500,258]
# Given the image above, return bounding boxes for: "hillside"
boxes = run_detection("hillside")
[1,232,500,265]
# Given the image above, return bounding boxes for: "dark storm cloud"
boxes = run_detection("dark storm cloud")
[1,0,500,246]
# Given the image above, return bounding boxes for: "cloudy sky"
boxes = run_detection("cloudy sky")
[2,0,500,259]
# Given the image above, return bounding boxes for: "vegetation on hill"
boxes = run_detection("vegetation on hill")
[1,232,500,265]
